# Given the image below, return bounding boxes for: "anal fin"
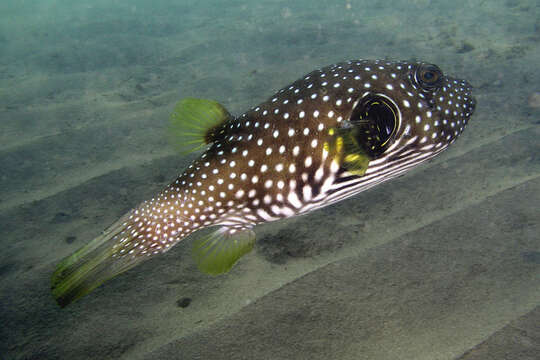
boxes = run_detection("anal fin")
[192,227,255,275]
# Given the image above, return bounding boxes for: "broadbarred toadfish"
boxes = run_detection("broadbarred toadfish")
[52,59,476,307]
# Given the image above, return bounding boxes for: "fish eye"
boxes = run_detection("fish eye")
[416,64,443,89]
[350,94,399,157]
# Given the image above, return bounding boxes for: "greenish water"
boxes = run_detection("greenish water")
[0,1,539,359]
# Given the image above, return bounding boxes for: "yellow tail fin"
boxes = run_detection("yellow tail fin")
[51,214,148,307]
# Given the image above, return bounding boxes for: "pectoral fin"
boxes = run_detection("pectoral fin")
[324,127,372,176]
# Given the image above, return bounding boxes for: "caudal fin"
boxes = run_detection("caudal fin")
[51,214,149,307]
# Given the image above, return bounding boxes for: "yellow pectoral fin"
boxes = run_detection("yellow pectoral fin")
[168,97,232,154]
[342,151,370,176]
[192,227,255,275]
[326,129,371,176]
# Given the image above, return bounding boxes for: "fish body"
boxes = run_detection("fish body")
[52,59,475,306]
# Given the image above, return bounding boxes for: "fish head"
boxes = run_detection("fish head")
[340,60,476,176]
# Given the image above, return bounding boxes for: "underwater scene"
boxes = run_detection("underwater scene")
[0,0,539,359]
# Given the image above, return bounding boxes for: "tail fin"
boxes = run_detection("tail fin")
[51,213,149,307]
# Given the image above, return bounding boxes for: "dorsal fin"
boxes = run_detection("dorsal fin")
[168,97,232,154]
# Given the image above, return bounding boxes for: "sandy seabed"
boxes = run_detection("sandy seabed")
[0,0,539,359]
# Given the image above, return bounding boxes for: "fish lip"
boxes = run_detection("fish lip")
[469,94,477,114]
[462,81,477,115]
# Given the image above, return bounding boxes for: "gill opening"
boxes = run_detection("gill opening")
[349,93,402,157]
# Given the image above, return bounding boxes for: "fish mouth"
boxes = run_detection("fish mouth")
[464,81,477,115]
[443,76,477,116]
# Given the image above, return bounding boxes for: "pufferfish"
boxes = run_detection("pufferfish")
[52,59,476,307]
